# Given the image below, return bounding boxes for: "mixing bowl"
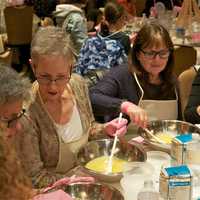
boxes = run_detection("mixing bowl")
[138,120,200,152]
[64,182,124,200]
[76,139,146,182]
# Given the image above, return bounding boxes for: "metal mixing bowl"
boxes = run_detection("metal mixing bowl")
[76,139,146,182]
[64,182,124,200]
[138,120,200,152]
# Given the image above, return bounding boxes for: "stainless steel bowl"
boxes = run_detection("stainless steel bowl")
[76,139,146,182]
[64,182,124,200]
[138,120,200,152]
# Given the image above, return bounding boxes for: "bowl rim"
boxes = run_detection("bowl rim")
[146,119,200,129]
[64,182,124,199]
[76,138,147,177]
[138,119,200,152]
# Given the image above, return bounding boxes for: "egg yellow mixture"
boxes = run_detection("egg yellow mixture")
[156,132,174,144]
[85,156,127,173]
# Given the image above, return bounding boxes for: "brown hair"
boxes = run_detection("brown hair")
[130,21,175,99]
[0,132,33,200]
[100,1,124,36]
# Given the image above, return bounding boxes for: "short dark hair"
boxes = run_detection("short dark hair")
[104,1,124,24]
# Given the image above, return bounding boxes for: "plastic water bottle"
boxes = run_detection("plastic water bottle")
[137,180,160,200]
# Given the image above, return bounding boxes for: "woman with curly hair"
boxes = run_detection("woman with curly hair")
[0,64,75,199]
[0,133,32,200]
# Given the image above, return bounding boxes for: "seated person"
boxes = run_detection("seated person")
[99,1,130,55]
[89,22,181,127]
[53,1,88,56]
[0,64,76,200]
[0,63,31,138]
[184,68,200,124]
[86,8,103,35]
[14,26,127,188]
[75,1,130,77]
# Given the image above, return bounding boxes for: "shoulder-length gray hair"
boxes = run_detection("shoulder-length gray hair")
[31,26,76,65]
[0,63,31,105]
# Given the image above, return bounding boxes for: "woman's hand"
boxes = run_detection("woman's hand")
[121,101,148,128]
[104,117,128,137]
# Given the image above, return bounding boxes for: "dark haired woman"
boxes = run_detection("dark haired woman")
[99,1,131,55]
[90,22,181,128]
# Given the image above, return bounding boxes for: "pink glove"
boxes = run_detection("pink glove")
[33,189,73,200]
[43,176,95,193]
[121,101,148,128]
[104,117,128,137]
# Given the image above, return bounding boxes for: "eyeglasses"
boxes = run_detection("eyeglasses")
[0,109,26,128]
[140,49,170,59]
[36,75,71,86]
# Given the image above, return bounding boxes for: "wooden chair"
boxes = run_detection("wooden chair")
[4,5,33,46]
[173,45,197,76]
[178,66,199,119]
[4,5,34,76]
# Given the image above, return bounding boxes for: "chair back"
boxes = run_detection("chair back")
[4,5,33,46]
[178,66,199,119]
[173,45,197,76]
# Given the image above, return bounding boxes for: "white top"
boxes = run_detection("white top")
[54,104,83,143]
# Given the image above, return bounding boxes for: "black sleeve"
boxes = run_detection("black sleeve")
[89,68,125,116]
[184,70,200,124]
[89,65,140,117]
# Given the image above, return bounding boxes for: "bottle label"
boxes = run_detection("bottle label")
[169,181,191,187]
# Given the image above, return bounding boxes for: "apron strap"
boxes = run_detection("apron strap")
[133,72,144,104]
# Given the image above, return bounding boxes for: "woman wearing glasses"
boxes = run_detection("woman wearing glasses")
[0,64,31,138]
[90,22,181,128]
[15,26,127,189]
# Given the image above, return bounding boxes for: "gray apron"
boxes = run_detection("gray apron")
[55,130,88,174]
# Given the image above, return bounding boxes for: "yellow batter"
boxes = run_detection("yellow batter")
[155,132,174,144]
[85,156,127,173]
